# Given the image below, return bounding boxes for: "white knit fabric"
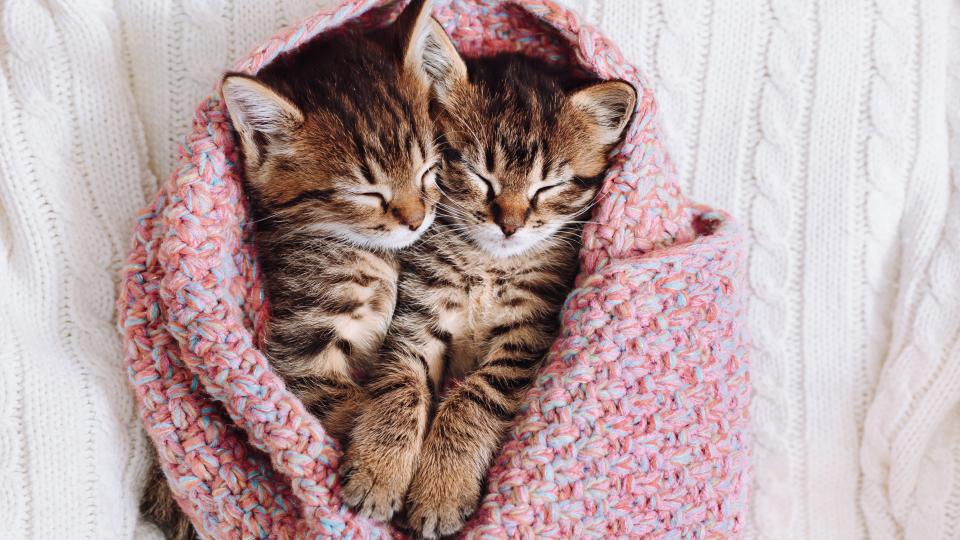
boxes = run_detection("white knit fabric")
[0,1,958,538]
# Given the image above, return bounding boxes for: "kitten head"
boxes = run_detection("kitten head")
[222,0,450,250]
[426,53,637,258]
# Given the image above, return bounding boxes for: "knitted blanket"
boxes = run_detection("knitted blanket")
[116,0,751,537]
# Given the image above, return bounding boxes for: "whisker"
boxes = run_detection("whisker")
[433,185,478,216]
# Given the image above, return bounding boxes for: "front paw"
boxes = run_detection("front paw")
[405,450,482,539]
[338,444,416,522]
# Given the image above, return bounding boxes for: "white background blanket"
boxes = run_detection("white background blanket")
[1,1,958,538]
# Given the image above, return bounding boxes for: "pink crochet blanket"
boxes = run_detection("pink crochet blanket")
[117,1,751,538]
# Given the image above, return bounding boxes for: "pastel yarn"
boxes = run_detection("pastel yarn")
[116,1,751,537]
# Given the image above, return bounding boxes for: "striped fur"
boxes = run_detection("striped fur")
[140,1,448,537]
[340,53,637,538]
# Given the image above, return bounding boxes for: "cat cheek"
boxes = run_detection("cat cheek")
[424,186,442,204]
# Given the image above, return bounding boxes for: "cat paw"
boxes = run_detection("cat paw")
[405,454,481,539]
[338,448,413,522]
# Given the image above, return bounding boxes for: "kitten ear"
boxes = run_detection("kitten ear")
[568,81,637,146]
[415,18,468,101]
[393,0,432,53]
[394,1,467,101]
[221,75,303,138]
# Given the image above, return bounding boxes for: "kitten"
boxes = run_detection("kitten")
[221,0,445,442]
[339,48,637,538]
[141,1,453,537]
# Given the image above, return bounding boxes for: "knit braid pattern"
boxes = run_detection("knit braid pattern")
[116,1,751,538]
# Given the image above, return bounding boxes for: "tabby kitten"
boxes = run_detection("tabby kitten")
[142,1,452,537]
[339,50,637,537]
[221,0,446,442]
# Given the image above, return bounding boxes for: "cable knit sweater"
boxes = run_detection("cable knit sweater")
[0,1,957,539]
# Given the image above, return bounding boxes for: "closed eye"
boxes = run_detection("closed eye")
[534,183,563,198]
[532,183,563,205]
[464,162,495,200]
[356,192,388,211]
[419,163,439,188]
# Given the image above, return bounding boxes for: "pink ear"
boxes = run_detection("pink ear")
[221,75,303,137]
[569,81,637,145]
[395,1,466,102]
[394,0,432,63]
[412,18,467,102]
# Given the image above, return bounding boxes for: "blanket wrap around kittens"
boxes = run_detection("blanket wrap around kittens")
[116,0,751,537]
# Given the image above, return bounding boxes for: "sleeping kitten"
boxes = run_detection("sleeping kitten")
[339,48,637,537]
[142,1,452,537]
[221,0,445,442]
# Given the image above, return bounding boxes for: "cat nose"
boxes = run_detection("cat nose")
[392,205,424,231]
[492,199,527,238]
[499,222,520,237]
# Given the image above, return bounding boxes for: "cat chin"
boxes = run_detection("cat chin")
[368,229,426,250]
[470,222,561,259]
[310,213,435,251]
[475,241,537,258]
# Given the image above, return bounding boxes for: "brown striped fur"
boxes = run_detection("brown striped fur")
[140,1,457,537]
[340,53,637,538]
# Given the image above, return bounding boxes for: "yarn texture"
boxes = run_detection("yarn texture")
[116,1,750,538]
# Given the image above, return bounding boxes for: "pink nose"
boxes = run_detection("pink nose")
[492,199,527,238]
[499,223,519,237]
[391,206,424,231]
